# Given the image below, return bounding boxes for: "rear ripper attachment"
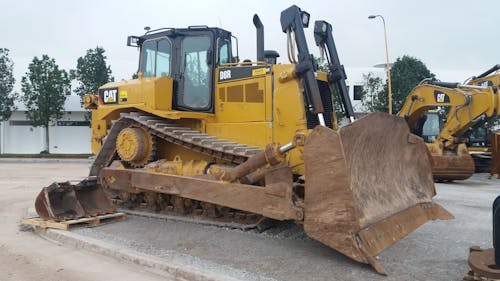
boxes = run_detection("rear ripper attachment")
[35,177,115,221]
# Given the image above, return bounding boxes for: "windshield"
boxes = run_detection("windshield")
[140,38,171,78]
[422,113,441,142]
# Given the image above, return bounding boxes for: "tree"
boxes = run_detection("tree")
[21,55,70,153]
[359,72,385,112]
[0,48,16,121]
[73,47,113,102]
[361,55,435,113]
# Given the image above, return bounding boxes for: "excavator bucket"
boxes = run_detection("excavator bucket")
[431,146,475,181]
[34,179,115,221]
[302,112,453,274]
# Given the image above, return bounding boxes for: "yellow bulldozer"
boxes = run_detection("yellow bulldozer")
[398,78,500,181]
[34,5,453,274]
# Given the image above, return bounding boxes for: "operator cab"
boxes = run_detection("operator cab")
[127,27,236,113]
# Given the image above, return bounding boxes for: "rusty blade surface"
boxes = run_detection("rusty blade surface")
[467,246,500,279]
[34,182,85,221]
[302,112,453,274]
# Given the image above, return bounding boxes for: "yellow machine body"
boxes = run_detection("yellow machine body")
[399,81,500,180]
[89,63,311,175]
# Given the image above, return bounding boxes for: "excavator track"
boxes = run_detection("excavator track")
[93,111,271,228]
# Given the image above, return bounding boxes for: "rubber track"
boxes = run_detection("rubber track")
[90,111,263,176]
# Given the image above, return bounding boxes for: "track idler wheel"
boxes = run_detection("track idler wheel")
[116,127,155,167]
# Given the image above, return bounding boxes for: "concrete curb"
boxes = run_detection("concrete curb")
[0,158,92,163]
[37,228,239,281]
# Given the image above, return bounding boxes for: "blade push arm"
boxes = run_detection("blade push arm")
[398,81,499,149]
[280,5,326,126]
[313,20,355,122]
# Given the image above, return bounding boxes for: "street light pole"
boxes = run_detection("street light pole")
[368,14,392,115]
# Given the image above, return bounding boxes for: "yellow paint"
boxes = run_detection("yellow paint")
[206,122,272,148]
[89,63,324,176]
[398,83,499,153]
[252,68,267,76]
[119,90,128,100]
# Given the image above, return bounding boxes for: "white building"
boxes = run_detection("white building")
[0,95,91,154]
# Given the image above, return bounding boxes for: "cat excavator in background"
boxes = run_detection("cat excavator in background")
[466,65,500,178]
[399,78,499,181]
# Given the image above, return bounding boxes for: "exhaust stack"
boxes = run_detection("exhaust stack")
[253,14,264,62]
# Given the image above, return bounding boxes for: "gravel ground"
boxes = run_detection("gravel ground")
[0,161,166,281]
[2,161,499,280]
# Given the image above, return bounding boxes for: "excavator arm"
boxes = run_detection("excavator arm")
[468,64,500,87]
[399,80,499,150]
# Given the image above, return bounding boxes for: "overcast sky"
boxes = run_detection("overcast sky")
[2,0,499,92]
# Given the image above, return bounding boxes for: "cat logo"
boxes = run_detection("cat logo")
[434,90,450,103]
[98,88,119,104]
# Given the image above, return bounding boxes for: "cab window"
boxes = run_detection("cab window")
[219,41,230,65]
[180,36,211,110]
[140,38,171,78]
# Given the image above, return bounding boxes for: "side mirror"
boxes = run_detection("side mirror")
[127,36,140,47]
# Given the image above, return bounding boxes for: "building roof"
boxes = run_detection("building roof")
[14,95,84,112]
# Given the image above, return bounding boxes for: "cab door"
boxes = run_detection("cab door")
[176,35,213,112]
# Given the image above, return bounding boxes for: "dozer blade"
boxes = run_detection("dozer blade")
[302,112,453,274]
[34,178,115,221]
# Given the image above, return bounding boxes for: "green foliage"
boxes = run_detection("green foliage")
[390,55,435,112]
[0,48,16,121]
[73,47,113,100]
[361,55,435,113]
[21,55,70,127]
[359,72,385,112]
